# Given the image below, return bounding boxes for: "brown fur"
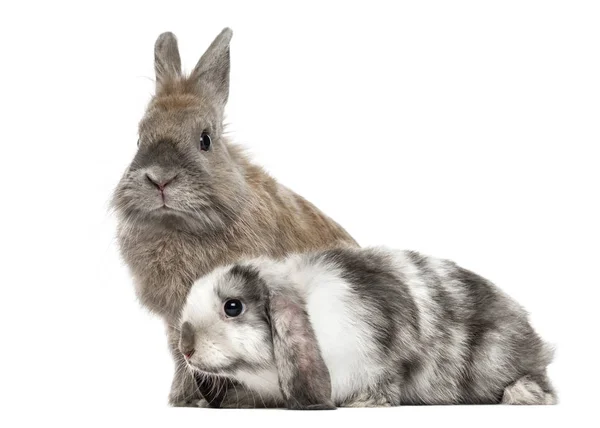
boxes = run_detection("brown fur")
[112,29,357,405]
[118,149,357,319]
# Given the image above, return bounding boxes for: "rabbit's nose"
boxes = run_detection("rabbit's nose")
[145,172,176,190]
[180,321,196,359]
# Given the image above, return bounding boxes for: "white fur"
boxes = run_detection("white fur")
[290,258,386,403]
[234,368,282,403]
[180,265,229,326]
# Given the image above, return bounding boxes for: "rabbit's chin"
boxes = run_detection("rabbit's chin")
[123,202,233,234]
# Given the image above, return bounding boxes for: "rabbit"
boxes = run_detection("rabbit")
[178,247,556,409]
[111,28,357,407]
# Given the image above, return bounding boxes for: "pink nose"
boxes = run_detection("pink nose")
[184,350,195,359]
[146,173,176,191]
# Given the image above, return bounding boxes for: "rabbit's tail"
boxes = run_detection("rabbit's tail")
[501,373,557,405]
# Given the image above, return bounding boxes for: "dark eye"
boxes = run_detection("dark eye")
[223,299,244,317]
[200,131,211,151]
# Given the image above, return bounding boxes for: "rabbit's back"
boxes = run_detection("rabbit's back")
[309,247,554,405]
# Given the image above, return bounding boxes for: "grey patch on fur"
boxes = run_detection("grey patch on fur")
[318,248,420,354]
[193,373,230,408]
[218,383,282,409]
[179,321,195,356]
[220,265,269,307]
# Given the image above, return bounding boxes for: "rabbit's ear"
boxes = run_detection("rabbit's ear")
[154,32,182,92]
[268,289,335,410]
[190,28,233,108]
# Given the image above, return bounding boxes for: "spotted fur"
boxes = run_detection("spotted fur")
[180,247,556,408]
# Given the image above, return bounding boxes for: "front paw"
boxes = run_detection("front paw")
[170,399,201,407]
[169,392,204,408]
[288,401,336,410]
[196,399,210,408]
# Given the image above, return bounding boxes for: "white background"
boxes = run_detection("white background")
[1,1,598,426]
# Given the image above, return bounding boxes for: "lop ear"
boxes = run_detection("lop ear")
[154,32,182,92]
[190,27,233,109]
[268,289,335,410]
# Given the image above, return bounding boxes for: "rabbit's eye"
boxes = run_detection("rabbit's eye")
[200,131,212,151]
[223,299,244,317]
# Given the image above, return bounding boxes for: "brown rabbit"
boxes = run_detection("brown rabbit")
[112,28,357,406]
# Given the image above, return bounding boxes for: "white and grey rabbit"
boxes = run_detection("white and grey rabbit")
[179,247,556,409]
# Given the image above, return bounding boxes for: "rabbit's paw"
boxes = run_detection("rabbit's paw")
[340,392,392,408]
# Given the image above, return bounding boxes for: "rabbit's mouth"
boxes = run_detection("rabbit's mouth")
[186,361,234,378]
[147,203,178,215]
[147,201,191,216]
[184,349,241,377]
[151,204,203,222]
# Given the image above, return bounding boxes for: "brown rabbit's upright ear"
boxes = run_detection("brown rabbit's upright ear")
[268,289,336,410]
[190,28,233,109]
[154,32,182,92]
